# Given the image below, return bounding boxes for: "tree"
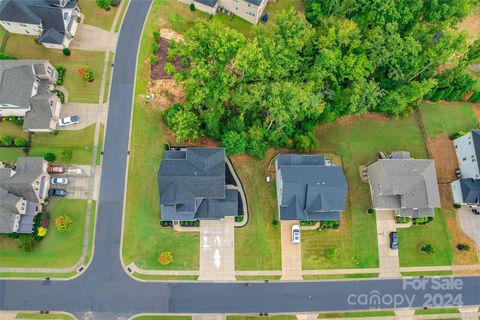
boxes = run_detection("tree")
[171,110,201,142]
[62,48,71,56]
[221,131,247,156]
[96,0,112,9]
[0,135,13,146]
[158,251,174,265]
[14,138,27,147]
[55,215,72,232]
[421,243,434,254]
[43,152,56,162]
[17,235,35,252]
[77,66,95,82]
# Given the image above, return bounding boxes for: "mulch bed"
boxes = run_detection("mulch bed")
[150,37,187,80]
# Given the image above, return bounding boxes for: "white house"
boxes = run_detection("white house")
[0,60,62,132]
[0,0,81,49]
[451,131,480,207]
[182,0,269,24]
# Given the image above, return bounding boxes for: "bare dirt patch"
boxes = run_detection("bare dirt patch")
[150,37,187,80]
[458,14,480,42]
[428,134,458,184]
[147,79,184,110]
[160,28,184,41]
[470,103,480,123]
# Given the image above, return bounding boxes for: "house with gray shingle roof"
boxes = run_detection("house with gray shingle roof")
[158,147,239,221]
[0,157,50,233]
[0,60,62,132]
[451,131,480,207]
[0,0,81,49]
[367,152,441,218]
[186,0,268,24]
[275,154,348,221]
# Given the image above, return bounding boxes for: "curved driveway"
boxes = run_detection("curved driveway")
[1,1,480,319]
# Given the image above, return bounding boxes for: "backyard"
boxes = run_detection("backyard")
[0,199,88,268]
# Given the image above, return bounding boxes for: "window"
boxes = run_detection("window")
[463,157,467,161]
[25,30,29,34]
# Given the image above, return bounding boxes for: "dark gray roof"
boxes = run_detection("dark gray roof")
[276,154,348,221]
[39,27,64,44]
[158,148,239,221]
[0,157,45,202]
[367,153,441,217]
[243,0,264,6]
[472,131,480,165]
[460,178,480,205]
[0,0,41,24]
[0,64,35,109]
[194,0,218,8]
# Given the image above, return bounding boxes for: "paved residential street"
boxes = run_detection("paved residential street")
[199,218,236,281]
[458,207,480,255]
[376,211,401,278]
[2,1,480,319]
[281,221,303,280]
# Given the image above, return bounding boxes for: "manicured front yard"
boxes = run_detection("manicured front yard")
[398,209,453,267]
[0,199,87,268]
[233,154,281,271]
[29,124,96,165]
[122,4,199,271]
[15,313,74,320]
[318,311,395,318]
[302,113,430,270]
[419,102,477,138]
[4,34,105,103]
[78,1,119,31]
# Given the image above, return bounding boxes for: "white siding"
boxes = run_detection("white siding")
[193,1,218,15]
[0,105,29,117]
[453,132,480,179]
[0,21,41,36]
[451,180,464,205]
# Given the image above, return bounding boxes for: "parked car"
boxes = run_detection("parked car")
[47,165,65,174]
[291,224,301,244]
[389,231,398,250]
[51,177,68,185]
[48,188,66,197]
[472,209,480,215]
[58,115,80,127]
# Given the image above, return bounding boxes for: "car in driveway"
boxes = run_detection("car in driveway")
[48,166,65,174]
[389,231,398,250]
[51,177,68,185]
[58,115,80,127]
[48,188,66,197]
[292,224,301,244]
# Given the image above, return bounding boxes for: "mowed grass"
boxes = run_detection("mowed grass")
[0,199,87,268]
[78,1,119,31]
[4,34,105,103]
[302,113,430,270]
[133,317,191,320]
[227,317,295,320]
[398,209,453,267]
[29,124,96,165]
[419,102,477,138]
[232,154,281,270]
[0,121,28,161]
[122,1,199,271]
[15,313,74,320]
[0,147,25,162]
[317,311,395,318]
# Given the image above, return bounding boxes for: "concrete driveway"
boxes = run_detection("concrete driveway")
[70,24,118,52]
[458,207,480,255]
[199,217,235,281]
[58,103,107,131]
[49,165,91,200]
[281,220,303,280]
[375,211,401,278]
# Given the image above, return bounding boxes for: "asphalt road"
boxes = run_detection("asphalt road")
[1,1,480,319]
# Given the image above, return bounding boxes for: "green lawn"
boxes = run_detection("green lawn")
[132,273,199,281]
[29,125,96,165]
[0,147,26,162]
[318,311,395,319]
[302,273,379,280]
[121,3,199,271]
[398,209,453,267]
[85,201,97,265]
[16,313,74,320]
[302,113,429,270]
[78,1,119,31]
[233,156,281,271]
[4,34,105,103]
[415,308,460,315]
[0,121,28,161]
[419,102,477,138]
[96,124,105,165]
[0,199,88,268]
[104,52,115,103]
[0,271,77,278]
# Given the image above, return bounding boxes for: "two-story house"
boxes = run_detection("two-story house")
[0,0,81,49]
[0,157,50,234]
[0,60,62,132]
[186,0,268,24]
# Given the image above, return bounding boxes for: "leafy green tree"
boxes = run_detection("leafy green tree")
[0,135,13,146]
[221,131,247,156]
[17,235,35,252]
[171,110,201,142]
[96,0,112,9]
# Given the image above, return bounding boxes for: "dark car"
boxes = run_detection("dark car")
[48,188,66,197]
[390,232,398,250]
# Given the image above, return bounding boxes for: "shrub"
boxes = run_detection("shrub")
[43,152,56,162]
[40,212,50,228]
[151,42,160,54]
[9,116,24,125]
[55,214,72,232]
[320,220,340,229]
[158,251,174,265]
[153,30,161,42]
[37,227,47,237]
[149,55,158,64]
[56,65,66,85]
[0,52,13,60]
[457,243,470,251]
[17,235,35,252]
[451,130,467,140]
[0,135,13,146]
[189,3,195,10]
[453,203,462,209]
[111,0,121,6]
[272,219,279,225]
[77,66,95,82]
[421,243,434,254]
[96,0,112,9]
[54,90,65,103]
[235,216,244,223]
[14,138,27,147]
[61,149,73,161]
[413,217,432,225]
[396,217,411,224]
[300,220,316,226]
[62,48,71,56]
[326,247,338,259]
[367,208,375,215]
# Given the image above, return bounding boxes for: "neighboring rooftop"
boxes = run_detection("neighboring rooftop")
[367,152,441,218]
[276,154,348,221]
[158,147,239,221]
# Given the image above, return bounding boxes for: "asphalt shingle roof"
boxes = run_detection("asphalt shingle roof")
[194,0,218,8]
[460,178,480,205]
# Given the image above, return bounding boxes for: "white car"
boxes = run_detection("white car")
[291,224,301,244]
[58,115,80,127]
[51,177,68,185]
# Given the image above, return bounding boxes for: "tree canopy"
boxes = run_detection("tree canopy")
[164,1,479,158]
